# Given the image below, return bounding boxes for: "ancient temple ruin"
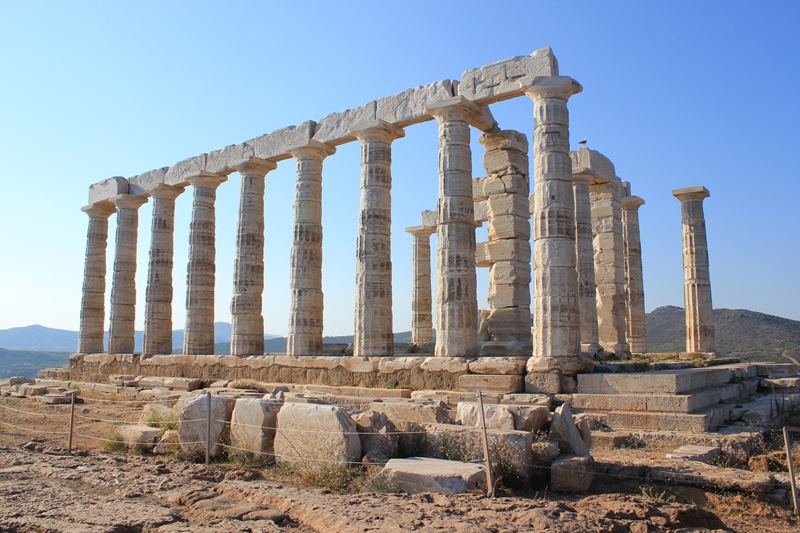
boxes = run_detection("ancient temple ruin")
[73,48,702,395]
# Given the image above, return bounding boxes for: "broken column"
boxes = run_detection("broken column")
[405,224,436,344]
[77,202,116,354]
[426,97,483,358]
[286,141,336,356]
[183,173,227,355]
[521,76,590,388]
[673,186,715,355]
[351,120,404,356]
[621,190,647,354]
[474,130,532,351]
[108,194,148,354]
[572,169,601,355]
[230,158,277,357]
[142,185,184,356]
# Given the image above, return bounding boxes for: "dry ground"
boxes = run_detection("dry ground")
[0,395,798,533]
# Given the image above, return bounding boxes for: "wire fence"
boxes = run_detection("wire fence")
[1,385,798,511]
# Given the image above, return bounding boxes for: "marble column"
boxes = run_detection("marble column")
[108,194,148,354]
[673,186,715,354]
[591,179,630,356]
[478,130,532,345]
[230,158,277,357]
[572,171,601,355]
[522,76,588,376]
[351,120,404,357]
[183,173,227,355]
[405,225,436,344]
[622,193,647,354]
[77,202,116,353]
[142,185,184,356]
[286,141,336,356]
[426,97,482,358]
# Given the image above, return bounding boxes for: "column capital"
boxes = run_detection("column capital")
[188,171,227,189]
[520,75,583,102]
[622,195,645,210]
[234,157,277,177]
[350,119,405,143]
[405,224,437,237]
[110,194,148,210]
[82,201,116,218]
[426,96,482,122]
[286,140,336,161]
[147,184,185,201]
[672,186,710,202]
[571,167,600,186]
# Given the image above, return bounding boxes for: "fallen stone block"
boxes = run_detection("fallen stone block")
[153,430,179,455]
[138,376,168,388]
[666,445,721,464]
[273,402,361,465]
[120,424,165,447]
[381,457,485,494]
[456,402,548,432]
[369,399,449,430]
[550,455,595,493]
[164,377,203,391]
[177,394,235,458]
[353,410,398,464]
[138,404,174,427]
[501,393,551,407]
[549,403,589,456]
[230,398,282,461]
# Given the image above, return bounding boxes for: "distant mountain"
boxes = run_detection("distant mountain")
[646,305,800,361]
[0,349,71,378]
[213,331,415,355]
[0,322,280,353]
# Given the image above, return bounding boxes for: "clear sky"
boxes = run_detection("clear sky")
[1,0,798,337]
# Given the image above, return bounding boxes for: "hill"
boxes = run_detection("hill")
[0,349,71,378]
[646,305,800,361]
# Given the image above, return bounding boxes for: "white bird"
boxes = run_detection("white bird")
[579,138,587,146]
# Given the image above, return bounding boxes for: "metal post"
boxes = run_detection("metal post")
[476,390,495,498]
[205,390,211,465]
[784,426,799,516]
[68,393,75,452]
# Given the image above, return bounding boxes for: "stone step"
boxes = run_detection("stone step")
[576,366,738,395]
[597,405,733,433]
[570,382,753,414]
[755,363,798,378]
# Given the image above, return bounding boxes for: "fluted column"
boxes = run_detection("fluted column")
[351,120,405,356]
[108,194,148,354]
[426,97,483,358]
[622,194,647,354]
[406,225,436,344]
[572,171,601,354]
[183,173,227,355]
[77,202,116,353]
[230,158,277,357]
[522,76,588,377]
[286,141,336,356]
[673,186,715,354]
[142,185,184,356]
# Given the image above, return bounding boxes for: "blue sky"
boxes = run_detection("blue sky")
[1,0,798,336]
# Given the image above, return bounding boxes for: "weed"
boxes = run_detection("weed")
[130,435,153,456]
[269,461,369,492]
[144,410,179,431]
[226,448,269,468]
[640,485,676,503]
[99,429,128,453]
[229,379,272,393]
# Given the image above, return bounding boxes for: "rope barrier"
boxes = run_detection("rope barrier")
[0,402,70,418]
[0,419,70,435]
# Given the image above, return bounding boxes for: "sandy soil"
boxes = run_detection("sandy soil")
[1,395,798,533]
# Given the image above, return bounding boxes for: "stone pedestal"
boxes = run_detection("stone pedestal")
[406,225,436,344]
[521,76,589,379]
[143,185,184,356]
[590,179,630,357]
[572,171,601,355]
[183,173,227,355]
[230,158,277,357]
[286,141,336,356]
[673,186,715,355]
[108,194,148,354]
[426,97,482,358]
[351,120,404,356]
[622,193,646,354]
[77,202,116,354]
[476,130,531,347]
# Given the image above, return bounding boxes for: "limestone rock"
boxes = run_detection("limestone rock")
[353,410,398,464]
[273,402,361,465]
[369,399,449,430]
[549,403,589,456]
[550,455,595,493]
[456,402,548,433]
[177,394,235,458]
[381,457,485,494]
[666,445,721,464]
[119,424,164,447]
[153,430,179,455]
[230,398,283,461]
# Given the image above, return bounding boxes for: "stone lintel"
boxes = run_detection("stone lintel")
[128,167,169,196]
[459,47,559,104]
[405,225,436,236]
[421,209,438,227]
[88,176,128,205]
[673,186,710,201]
[621,195,645,209]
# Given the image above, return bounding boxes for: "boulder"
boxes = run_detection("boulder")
[550,455,595,493]
[381,457,485,494]
[273,402,361,465]
[230,398,283,461]
[176,394,235,458]
[353,410,398,464]
[549,403,589,456]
